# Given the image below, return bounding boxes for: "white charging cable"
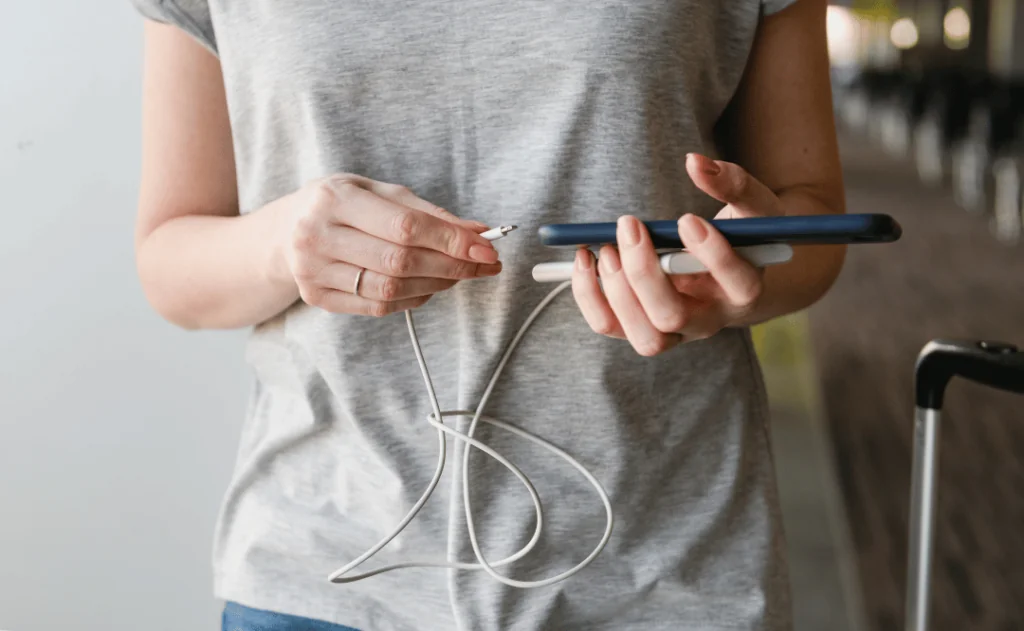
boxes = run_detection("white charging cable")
[328,226,614,588]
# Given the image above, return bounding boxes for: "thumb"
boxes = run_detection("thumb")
[685,153,781,218]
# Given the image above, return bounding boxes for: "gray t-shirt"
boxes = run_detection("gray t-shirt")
[130,1,799,629]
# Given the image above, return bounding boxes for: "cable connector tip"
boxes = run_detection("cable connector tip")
[481,225,519,241]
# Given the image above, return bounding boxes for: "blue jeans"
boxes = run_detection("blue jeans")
[222,602,360,631]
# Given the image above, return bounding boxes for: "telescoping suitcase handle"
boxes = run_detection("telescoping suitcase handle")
[906,340,1024,631]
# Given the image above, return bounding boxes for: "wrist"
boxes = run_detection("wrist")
[256,194,302,294]
[730,246,843,328]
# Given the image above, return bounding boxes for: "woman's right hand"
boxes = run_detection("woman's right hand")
[277,174,502,317]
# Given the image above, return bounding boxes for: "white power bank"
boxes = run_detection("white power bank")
[531,243,794,283]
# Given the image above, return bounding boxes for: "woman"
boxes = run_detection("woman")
[130,0,845,629]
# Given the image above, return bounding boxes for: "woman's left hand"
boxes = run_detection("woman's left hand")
[572,153,783,356]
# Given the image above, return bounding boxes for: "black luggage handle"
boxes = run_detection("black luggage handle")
[915,340,1024,409]
[907,339,1024,631]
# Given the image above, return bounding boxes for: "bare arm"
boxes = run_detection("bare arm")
[134,23,500,331]
[718,0,846,325]
[571,0,846,354]
[135,22,300,329]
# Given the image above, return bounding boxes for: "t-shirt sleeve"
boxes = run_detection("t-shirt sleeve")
[129,0,217,55]
[762,0,800,16]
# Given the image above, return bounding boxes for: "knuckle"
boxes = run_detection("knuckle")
[630,340,663,354]
[634,338,666,357]
[308,180,339,213]
[590,317,618,337]
[391,211,419,245]
[428,203,452,218]
[652,310,688,334]
[326,174,360,194]
[292,217,320,252]
[734,278,764,308]
[440,226,464,257]
[379,276,402,301]
[628,261,661,282]
[726,168,750,202]
[449,260,475,278]
[298,285,322,307]
[589,313,618,338]
[367,301,392,318]
[321,177,362,212]
[382,247,414,276]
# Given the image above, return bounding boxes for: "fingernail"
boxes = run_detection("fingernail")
[617,216,641,247]
[598,249,621,275]
[689,153,721,176]
[678,214,708,245]
[469,221,491,232]
[469,244,498,264]
[575,248,592,272]
[478,261,502,276]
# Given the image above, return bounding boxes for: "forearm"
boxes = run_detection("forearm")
[136,197,298,330]
[732,187,846,327]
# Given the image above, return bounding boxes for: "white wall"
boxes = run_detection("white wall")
[0,4,248,630]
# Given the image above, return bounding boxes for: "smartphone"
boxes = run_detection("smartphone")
[537,213,902,249]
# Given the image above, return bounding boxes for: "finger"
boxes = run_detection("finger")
[315,261,459,301]
[322,225,503,280]
[676,298,729,341]
[319,177,498,263]
[663,273,730,337]
[598,246,682,357]
[677,214,763,310]
[299,287,432,317]
[571,248,625,339]
[370,182,491,233]
[668,272,718,298]
[616,215,691,334]
[685,153,782,218]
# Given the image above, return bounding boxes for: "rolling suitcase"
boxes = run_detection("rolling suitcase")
[905,340,1024,630]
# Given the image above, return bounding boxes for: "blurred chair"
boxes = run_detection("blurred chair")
[991,140,1024,245]
[866,70,909,144]
[837,69,902,136]
[838,84,870,133]
[913,73,991,187]
[879,72,931,159]
[951,81,1024,214]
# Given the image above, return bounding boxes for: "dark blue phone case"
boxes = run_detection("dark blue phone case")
[537,214,902,249]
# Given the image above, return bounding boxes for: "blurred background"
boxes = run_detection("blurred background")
[764,1,1024,630]
[1,1,1022,630]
